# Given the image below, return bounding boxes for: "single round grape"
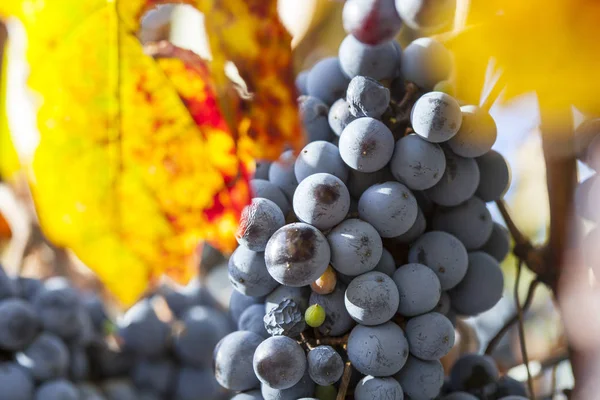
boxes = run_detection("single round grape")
[343,0,403,45]
[347,76,391,118]
[479,222,510,262]
[269,150,299,201]
[293,173,351,230]
[173,306,232,367]
[345,272,400,325]
[411,92,462,143]
[305,304,326,328]
[309,284,354,336]
[373,248,396,276]
[425,148,479,206]
[32,277,84,340]
[347,167,394,198]
[236,198,285,251]
[174,368,222,400]
[251,179,291,217]
[327,218,383,276]
[413,189,434,215]
[238,304,269,338]
[295,141,349,183]
[0,298,39,351]
[0,362,34,400]
[442,392,479,400]
[405,312,455,360]
[117,299,170,358]
[393,263,441,317]
[214,331,263,391]
[132,358,175,396]
[328,98,358,137]
[230,290,264,323]
[347,322,409,376]
[358,181,418,237]
[296,71,309,95]
[16,277,42,301]
[307,57,351,105]
[355,375,404,400]
[448,106,497,158]
[390,206,426,244]
[408,231,468,290]
[339,118,395,172]
[394,356,444,400]
[495,375,528,397]
[307,345,344,385]
[35,379,78,400]
[390,133,446,190]
[228,246,278,297]
[449,252,504,316]
[311,265,337,295]
[16,332,69,381]
[401,38,452,89]
[265,223,331,287]
[266,285,310,314]
[300,96,333,143]
[395,0,456,31]
[253,336,307,390]
[449,353,499,391]
[432,197,493,250]
[338,34,398,80]
[476,150,511,202]
[254,160,271,180]
[261,369,315,400]
[231,391,263,400]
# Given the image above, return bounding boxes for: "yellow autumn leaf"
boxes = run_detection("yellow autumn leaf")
[444,0,600,113]
[0,0,300,305]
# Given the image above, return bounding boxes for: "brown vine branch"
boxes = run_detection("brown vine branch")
[336,361,353,400]
[485,278,541,355]
[514,258,535,398]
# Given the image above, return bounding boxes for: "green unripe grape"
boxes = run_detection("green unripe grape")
[305,304,326,328]
[433,80,455,97]
[315,385,337,400]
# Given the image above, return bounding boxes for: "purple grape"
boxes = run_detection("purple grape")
[269,150,298,201]
[339,118,395,173]
[393,263,441,317]
[328,98,358,137]
[405,312,455,360]
[214,331,263,391]
[307,57,351,105]
[411,92,462,143]
[294,141,349,183]
[393,356,444,400]
[346,76,390,118]
[401,38,452,89]
[299,96,333,143]
[338,35,398,80]
[345,271,400,325]
[431,197,493,250]
[355,375,404,400]
[293,173,351,230]
[327,218,383,276]
[236,198,285,251]
[479,222,510,262]
[228,246,278,297]
[307,345,344,385]
[250,179,291,217]
[390,133,446,190]
[253,336,307,390]
[475,150,511,202]
[448,106,497,158]
[343,0,403,45]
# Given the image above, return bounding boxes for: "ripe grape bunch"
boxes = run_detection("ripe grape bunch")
[214,1,521,399]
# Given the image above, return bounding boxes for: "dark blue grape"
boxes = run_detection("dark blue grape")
[345,271,399,325]
[0,298,39,351]
[449,353,499,392]
[425,148,479,207]
[0,362,34,400]
[401,38,452,89]
[261,369,315,400]
[479,222,510,262]
[299,96,333,143]
[253,336,307,390]
[266,285,310,315]
[448,105,497,158]
[339,118,395,172]
[307,57,351,105]
[238,303,269,338]
[294,141,349,183]
[405,312,455,360]
[411,92,462,143]
[228,246,278,297]
[338,35,398,80]
[395,0,456,32]
[250,179,291,217]
[214,330,263,391]
[431,197,493,250]
[132,358,176,396]
[229,290,264,323]
[296,71,309,95]
[236,198,285,252]
[343,0,403,45]
[269,150,298,201]
[307,345,344,385]
[328,98,357,137]
[475,150,511,202]
[393,356,444,400]
[393,263,441,317]
[117,298,169,358]
[293,173,351,230]
[354,375,404,400]
[390,133,446,190]
[16,332,69,381]
[327,218,383,276]
[346,76,390,118]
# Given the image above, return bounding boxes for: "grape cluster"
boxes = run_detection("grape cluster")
[0,263,233,400]
[439,354,527,400]
[215,1,514,399]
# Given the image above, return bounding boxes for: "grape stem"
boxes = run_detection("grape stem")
[336,361,353,400]
[514,258,535,398]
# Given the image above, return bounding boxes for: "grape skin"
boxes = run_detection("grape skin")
[345,272,400,325]
[250,179,291,217]
[307,345,344,386]
[132,358,175,396]
[237,304,269,338]
[214,331,263,391]
[401,38,452,89]
[0,362,34,400]
[294,141,349,184]
[346,76,391,118]
[230,290,264,323]
[117,299,170,358]
[449,252,504,316]
[35,379,79,400]
[266,285,311,315]
[342,0,403,45]
[408,231,468,290]
[254,160,271,180]
[231,391,263,400]
[475,150,511,202]
[449,353,499,391]
[307,57,351,105]
[228,246,278,297]
[391,206,426,244]
[253,336,307,390]
[269,150,299,201]
[32,277,84,340]
[354,375,404,400]
[373,248,396,276]
[405,312,455,360]
[328,98,358,137]
[358,181,418,237]
[299,96,334,143]
[393,356,444,400]
[309,284,355,336]
[392,263,441,317]
[338,35,399,80]
[339,118,395,173]
[479,222,510,262]
[173,368,222,400]
[327,218,383,276]
[390,133,446,190]
[296,71,309,95]
[425,148,480,207]
[16,332,69,381]
[347,167,394,199]
[411,92,462,143]
[293,173,351,230]
[431,197,493,250]
[347,322,409,376]
[0,298,39,351]
[261,369,315,400]
[448,106,497,158]
[236,198,285,252]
